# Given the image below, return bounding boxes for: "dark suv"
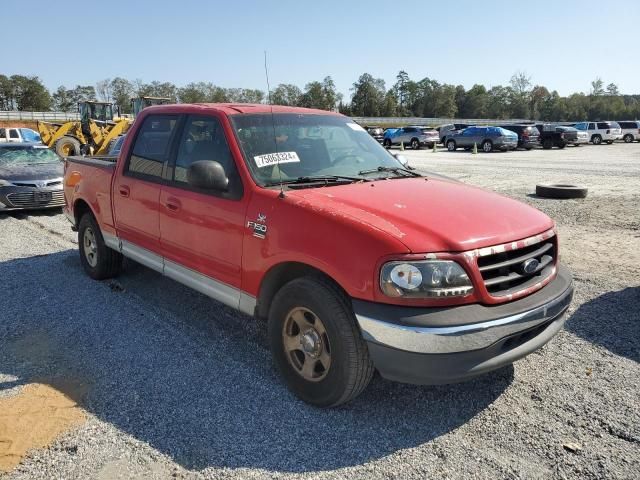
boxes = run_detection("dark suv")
[498,124,540,150]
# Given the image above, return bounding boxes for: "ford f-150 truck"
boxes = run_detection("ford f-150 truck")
[63,103,574,407]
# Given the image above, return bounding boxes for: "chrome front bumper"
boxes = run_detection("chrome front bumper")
[353,265,573,384]
[354,265,573,355]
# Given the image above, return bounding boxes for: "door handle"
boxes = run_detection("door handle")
[118,185,130,198]
[164,197,181,212]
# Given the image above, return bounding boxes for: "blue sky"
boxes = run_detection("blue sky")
[3,0,639,98]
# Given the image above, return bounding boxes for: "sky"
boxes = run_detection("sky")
[3,0,639,99]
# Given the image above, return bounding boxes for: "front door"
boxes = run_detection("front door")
[159,114,247,298]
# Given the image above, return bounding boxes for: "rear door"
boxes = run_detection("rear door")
[112,114,180,262]
[159,113,247,295]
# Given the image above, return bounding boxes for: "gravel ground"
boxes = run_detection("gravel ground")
[0,143,639,479]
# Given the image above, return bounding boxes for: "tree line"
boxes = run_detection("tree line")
[1,71,638,121]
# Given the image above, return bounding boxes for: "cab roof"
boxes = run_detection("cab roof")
[143,103,343,117]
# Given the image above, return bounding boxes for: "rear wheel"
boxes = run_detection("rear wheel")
[481,140,493,153]
[410,138,420,150]
[268,276,374,407]
[592,134,602,145]
[55,136,81,157]
[78,213,123,280]
[623,134,634,143]
[446,140,456,151]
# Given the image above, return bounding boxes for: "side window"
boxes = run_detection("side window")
[173,115,240,197]
[597,122,608,129]
[0,128,5,137]
[588,123,596,130]
[9,129,19,139]
[126,115,179,180]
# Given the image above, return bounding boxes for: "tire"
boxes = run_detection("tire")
[55,136,81,157]
[574,144,581,147]
[410,138,420,150]
[542,138,553,149]
[558,143,566,149]
[78,213,123,280]
[623,134,634,143]
[383,139,392,148]
[606,140,614,145]
[481,140,493,153]
[525,146,533,151]
[592,135,602,145]
[535,184,588,199]
[268,276,374,407]
[446,140,456,151]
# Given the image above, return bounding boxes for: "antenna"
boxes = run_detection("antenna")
[264,50,285,198]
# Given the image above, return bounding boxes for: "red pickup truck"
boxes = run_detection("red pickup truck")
[63,104,573,407]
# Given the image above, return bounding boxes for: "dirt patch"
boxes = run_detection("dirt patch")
[0,121,38,129]
[0,382,87,473]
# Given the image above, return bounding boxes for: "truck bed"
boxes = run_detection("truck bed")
[64,155,117,231]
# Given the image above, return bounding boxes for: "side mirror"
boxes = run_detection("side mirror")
[187,160,229,191]
[394,153,409,167]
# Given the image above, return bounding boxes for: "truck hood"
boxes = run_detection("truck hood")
[288,177,554,252]
[0,162,63,182]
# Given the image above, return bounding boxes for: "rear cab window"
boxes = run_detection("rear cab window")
[125,114,180,181]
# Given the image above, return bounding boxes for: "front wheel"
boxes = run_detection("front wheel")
[78,213,123,280]
[592,135,602,145]
[411,138,420,150]
[55,136,81,157]
[268,276,374,407]
[446,140,456,151]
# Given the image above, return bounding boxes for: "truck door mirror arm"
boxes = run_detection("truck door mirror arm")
[187,160,229,191]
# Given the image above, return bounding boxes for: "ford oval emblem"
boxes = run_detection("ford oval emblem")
[522,258,540,274]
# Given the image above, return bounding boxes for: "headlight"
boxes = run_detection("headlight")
[0,179,14,187]
[381,260,473,298]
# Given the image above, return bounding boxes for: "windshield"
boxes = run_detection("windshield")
[19,129,42,142]
[0,147,61,166]
[231,113,406,186]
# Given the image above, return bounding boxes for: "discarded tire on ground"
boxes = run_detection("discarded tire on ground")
[535,184,588,199]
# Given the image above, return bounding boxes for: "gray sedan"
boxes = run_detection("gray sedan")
[0,143,64,211]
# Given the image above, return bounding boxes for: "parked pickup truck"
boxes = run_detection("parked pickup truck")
[0,127,42,143]
[535,124,585,149]
[63,103,574,407]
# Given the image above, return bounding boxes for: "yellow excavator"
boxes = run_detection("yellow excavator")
[38,101,131,156]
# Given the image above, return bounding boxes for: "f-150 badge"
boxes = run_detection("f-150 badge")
[247,213,267,239]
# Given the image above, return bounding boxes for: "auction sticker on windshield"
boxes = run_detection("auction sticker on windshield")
[254,152,301,168]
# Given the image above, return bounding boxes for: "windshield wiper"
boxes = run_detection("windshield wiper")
[266,175,366,186]
[358,166,422,178]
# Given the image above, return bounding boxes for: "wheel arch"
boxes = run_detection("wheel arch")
[255,261,349,320]
[73,198,97,226]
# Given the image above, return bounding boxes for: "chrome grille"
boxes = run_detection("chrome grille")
[477,236,556,297]
[6,190,65,208]
[12,179,63,188]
